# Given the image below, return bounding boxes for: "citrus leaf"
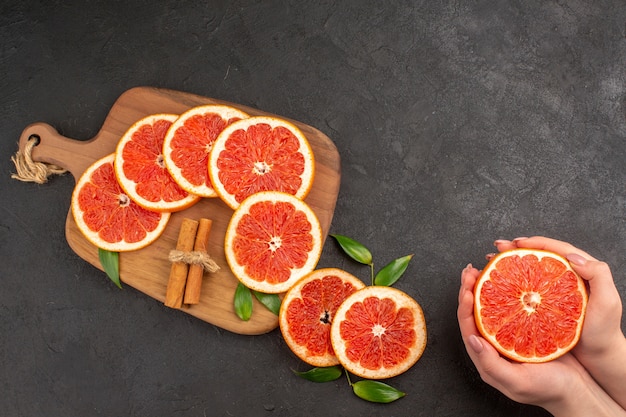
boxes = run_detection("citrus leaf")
[234,282,253,321]
[352,380,406,403]
[293,366,343,382]
[253,290,281,316]
[374,254,413,287]
[98,248,121,289]
[331,234,373,265]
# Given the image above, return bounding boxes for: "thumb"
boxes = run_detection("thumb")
[566,253,619,301]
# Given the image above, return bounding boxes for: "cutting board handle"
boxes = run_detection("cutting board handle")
[18,122,118,181]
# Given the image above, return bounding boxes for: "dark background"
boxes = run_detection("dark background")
[1,1,625,416]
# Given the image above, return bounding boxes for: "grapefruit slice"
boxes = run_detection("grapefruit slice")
[71,154,170,252]
[330,286,427,379]
[224,191,322,294]
[279,268,366,367]
[474,248,588,363]
[162,104,249,197]
[208,116,315,209]
[114,114,201,212]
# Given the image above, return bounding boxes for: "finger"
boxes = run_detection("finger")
[459,264,479,304]
[457,277,474,326]
[457,282,528,396]
[566,254,620,301]
[458,260,530,394]
[461,263,479,287]
[462,333,523,394]
[513,236,598,261]
[493,239,518,253]
[458,267,481,339]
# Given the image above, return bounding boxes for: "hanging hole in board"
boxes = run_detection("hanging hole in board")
[29,134,41,146]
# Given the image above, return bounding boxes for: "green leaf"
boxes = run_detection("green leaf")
[293,366,343,382]
[331,234,373,265]
[253,291,281,316]
[234,282,253,321]
[98,248,121,289]
[352,380,406,403]
[374,254,413,287]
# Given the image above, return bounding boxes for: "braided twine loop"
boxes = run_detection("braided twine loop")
[11,136,67,184]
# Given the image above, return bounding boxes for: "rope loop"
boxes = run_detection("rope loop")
[11,135,67,184]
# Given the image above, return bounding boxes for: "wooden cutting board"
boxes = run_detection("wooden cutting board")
[17,86,341,335]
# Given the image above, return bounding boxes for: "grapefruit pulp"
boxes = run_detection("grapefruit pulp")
[162,104,249,197]
[474,248,587,363]
[71,154,170,252]
[208,116,315,209]
[330,286,427,379]
[279,268,366,367]
[114,114,201,212]
[224,191,322,294]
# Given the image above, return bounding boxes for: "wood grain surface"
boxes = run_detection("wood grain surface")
[17,87,341,335]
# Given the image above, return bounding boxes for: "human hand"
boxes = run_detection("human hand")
[458,262,626,416]
[489,236,626,409]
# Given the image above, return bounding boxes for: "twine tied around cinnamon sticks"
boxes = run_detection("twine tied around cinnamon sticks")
[168,250,219,273]
[165,218,220,309]
[11,136,67,184]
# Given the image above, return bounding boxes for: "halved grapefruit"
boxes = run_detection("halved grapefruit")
[279,268,366,367]
[474,248,588,363]
[330,286,427,379]
[208,116,315,209]
[162,104,249,197]
[114,114,201,212]
[71,154,170,252]
[224,191,322,294]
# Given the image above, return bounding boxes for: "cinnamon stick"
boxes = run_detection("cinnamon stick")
[165,218,198,309]
[183,218,213,305]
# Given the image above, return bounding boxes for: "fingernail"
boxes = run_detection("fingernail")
[512,237,528,243]
[493,239,508,246]
[566,253,587,266]
[468,335,484,354]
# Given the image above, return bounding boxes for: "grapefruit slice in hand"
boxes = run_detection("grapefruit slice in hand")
[279,268,366,367]
[162,104,249,198]
[330,286,427,379]
[71,154,170,252]
[474,248,588,363]
[115,114,201,212]
[224,191,322,294]
[208,116,315,209]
